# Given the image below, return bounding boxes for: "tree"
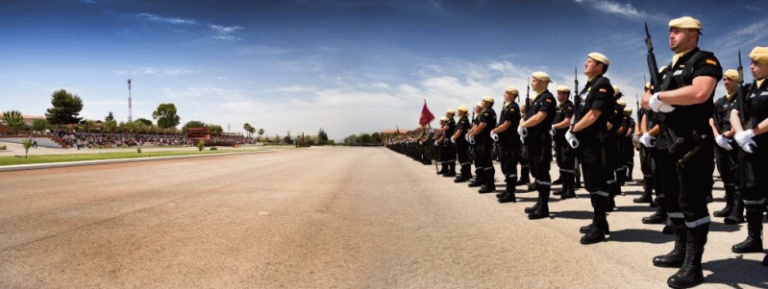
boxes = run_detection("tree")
[32,118,49,133]
[2,110,26,134]
[135,118,153,126]
[105,112,114,122]
[104,120,117,132]
[274,134,280,143]
[371,132,382,144]
[22,138,34,159]
[206,124,223,133]
[358,133,372,145]
[243,123,252,138]
[318,128,329,145]
[152,103,180,129]
[258,128,265,137]
[45,89,83,125]
[182,120,207,133]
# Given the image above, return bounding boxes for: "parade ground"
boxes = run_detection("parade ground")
[0,147,765,289]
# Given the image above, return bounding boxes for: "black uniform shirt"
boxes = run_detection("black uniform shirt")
[478,108,498,143]
[445,118,456,140]
[553,100,574,142]
[714,94,738,133]
[743,79,768,144]
[574,75,615,142]
[499,102,521,142]
[456,115,470,144]
[524,90,557,136]
[608,104,625,135]
[659,48,723,135]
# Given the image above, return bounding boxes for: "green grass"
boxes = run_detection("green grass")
[0,149,267,166]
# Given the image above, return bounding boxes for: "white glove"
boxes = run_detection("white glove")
[649,93,675,113]
[419,141,423,145]
[464,135,469,142]
[468,136,476,144]
[520,136,525,144]
[517,125,528,137]
[490,131,499,142]
[565,129,579,149]
[639,133,655,148]
[433,141,439,146]
[734,129,755,148]
[549,125,556,136]
[715,135,733,151]
[450,137,456,144]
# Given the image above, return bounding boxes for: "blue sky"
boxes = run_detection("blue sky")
[1,0,766,140]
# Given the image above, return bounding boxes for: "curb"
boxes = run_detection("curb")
[0,150,277,172]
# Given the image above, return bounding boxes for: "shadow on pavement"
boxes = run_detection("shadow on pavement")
[703,256,768,288]
[552,210,593,221]
[709,222,741,233]
[608,229,674,244]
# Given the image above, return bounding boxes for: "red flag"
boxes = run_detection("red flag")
[419,100,435,127]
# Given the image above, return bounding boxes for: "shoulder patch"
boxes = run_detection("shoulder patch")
[567,107,572,111]
[509,108,515,112]
[484,113,489,116]
[706,59,717,66]
[599,88,607,93]
[545,99,552,103]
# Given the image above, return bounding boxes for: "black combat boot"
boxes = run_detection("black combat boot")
[634,181,654,203]
[732,207,763,253]
[497,174,517,203]
[654,224,687,268]
[443,162,456,177]
[724,195,744,224]
[560,173,576,200]
[642,209,668,224]
[527,180,538,192]
[580,194,610,234]
[607,195,616,212]
[667,224,708,289]
[528,184,550,220]
[763,253,768,267]
[524,202,540,214]
[713,186,735,218]
[455,164,472,183]
[437,162,447,175]
[478,168,496,194]
[581,216,608,245]
[468,168,483,188]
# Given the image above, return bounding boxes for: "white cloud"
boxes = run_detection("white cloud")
[210,25,243,41]
[137,13,197,25]
[573,0,665,22]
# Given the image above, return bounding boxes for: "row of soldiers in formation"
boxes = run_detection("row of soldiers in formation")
[386,16,767,289]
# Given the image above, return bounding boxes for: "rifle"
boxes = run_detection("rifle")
[571,67,580,126]
[736,50,757,152]
[525,85,531,118]
[635,93,641,125]
[645,23,683,152]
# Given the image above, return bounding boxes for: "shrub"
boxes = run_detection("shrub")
[0,145,6,150]
[137,147,142,153]
[210,147,217,151]
[22,139,34,159]
[197,140,205,151]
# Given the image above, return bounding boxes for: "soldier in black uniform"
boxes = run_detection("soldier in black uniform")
[710,69,742,222]
[605,90,625,211]
[634,83,656,204]
[467,96,497,194]
[492,87,522,203]
[437,109,457,177]
[552,86,577,199]
[452,106,472,183]
[468,103,484,188]
[730,47,768,263]
[621,107,636,184]
[567,52,614,244]
[518,72,556,220]
[640,16,722,288]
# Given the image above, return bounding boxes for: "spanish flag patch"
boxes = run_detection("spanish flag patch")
[706,59,717,66]
[599,88,607,93]
[546,99,552,102]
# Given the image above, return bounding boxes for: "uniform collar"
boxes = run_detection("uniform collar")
[757,79,766,89]
[672,47,698,68]
[725,91,735,100]
[533,89,548,101]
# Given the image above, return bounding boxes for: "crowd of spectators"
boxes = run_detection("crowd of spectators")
[46,129,255,149]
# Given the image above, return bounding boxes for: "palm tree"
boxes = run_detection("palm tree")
[243,123,253,138]
[2,110,26,135]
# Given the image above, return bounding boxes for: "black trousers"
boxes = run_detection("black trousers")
[714,145,739,193]
[457,142,470,168]
[555,142,576,177]
[500,141,520,180]
[739,144,766,208]
[475,141,493,171]
[577,141,608,194]
[654,143,714,228]
[526,134,552,184]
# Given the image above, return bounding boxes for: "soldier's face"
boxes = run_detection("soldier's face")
[504,92,515,102]
[669,28,696,53]
[531,78,546,91]
[557,91,568,102]
[751,61,768,80]
[723,77,739,92]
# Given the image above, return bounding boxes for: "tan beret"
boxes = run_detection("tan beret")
[588,52,610,66]
[613,86,622,96]
[440,117,448,122]
[617,99,626,106]
[532,71,550,82]
[750,47,768,64]
[723,69,741,81]
[446,109,455,114]
[476,102,483,108]
[458,106,468,112]
[556,86,570,93]
[482,96,495,103]
[506,87,519,94]
[624,108,633,114]
[669,16,701,30]
[645,82,651,89]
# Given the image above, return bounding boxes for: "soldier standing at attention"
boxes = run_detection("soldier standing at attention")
[552,86,577,200]
[641,16,721,288]
[468,97,498,194]
[730,47,768,266]
[492,87,522,203]
[710,69,742,222]
[438,109,457,177]
[519,72,556,220]
[468,103,485,188]
[566,52,614,244]
[452,106,472,183]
